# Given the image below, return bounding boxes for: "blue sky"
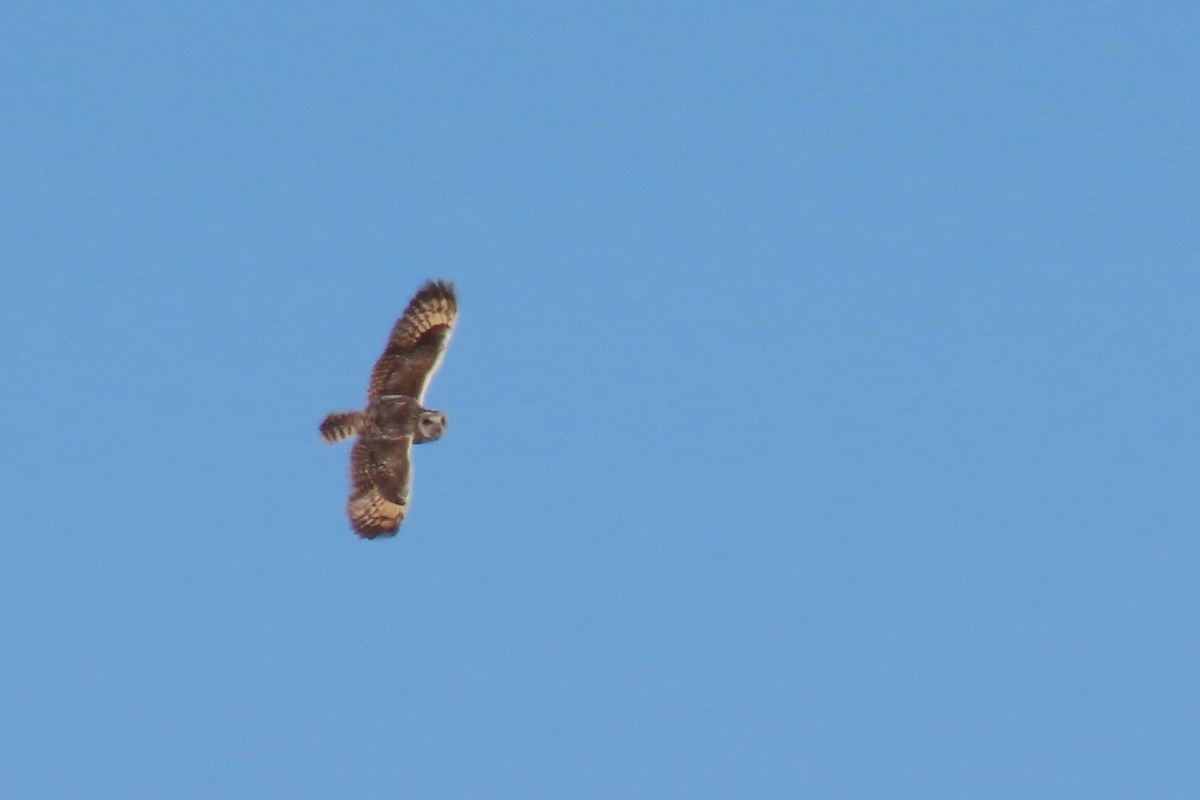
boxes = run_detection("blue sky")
[2,3,1198,797]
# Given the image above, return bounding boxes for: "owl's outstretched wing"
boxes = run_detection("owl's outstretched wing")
[367,280,457,404]
[348,434,414,538]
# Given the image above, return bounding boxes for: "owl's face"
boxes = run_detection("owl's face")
[417,410,448,442]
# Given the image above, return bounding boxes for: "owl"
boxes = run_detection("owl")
[320,279,458,538]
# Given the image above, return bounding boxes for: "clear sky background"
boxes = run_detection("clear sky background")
[2,3,1197,798]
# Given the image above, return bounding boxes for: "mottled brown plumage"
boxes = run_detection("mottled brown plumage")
[321,280,457,538]
[369,282,457,403]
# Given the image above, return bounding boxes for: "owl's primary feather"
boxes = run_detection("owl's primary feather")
[321,279,457,539]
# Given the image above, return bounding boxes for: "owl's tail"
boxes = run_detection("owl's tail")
[319,410,366,443]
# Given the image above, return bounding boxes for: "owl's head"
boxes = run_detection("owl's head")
[416,410,448,442]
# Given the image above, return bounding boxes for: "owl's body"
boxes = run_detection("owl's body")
[320,279,457,538]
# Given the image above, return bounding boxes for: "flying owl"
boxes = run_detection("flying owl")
[320,279,458,538]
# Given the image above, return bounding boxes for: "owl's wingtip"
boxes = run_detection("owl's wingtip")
[416,278,457,303]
